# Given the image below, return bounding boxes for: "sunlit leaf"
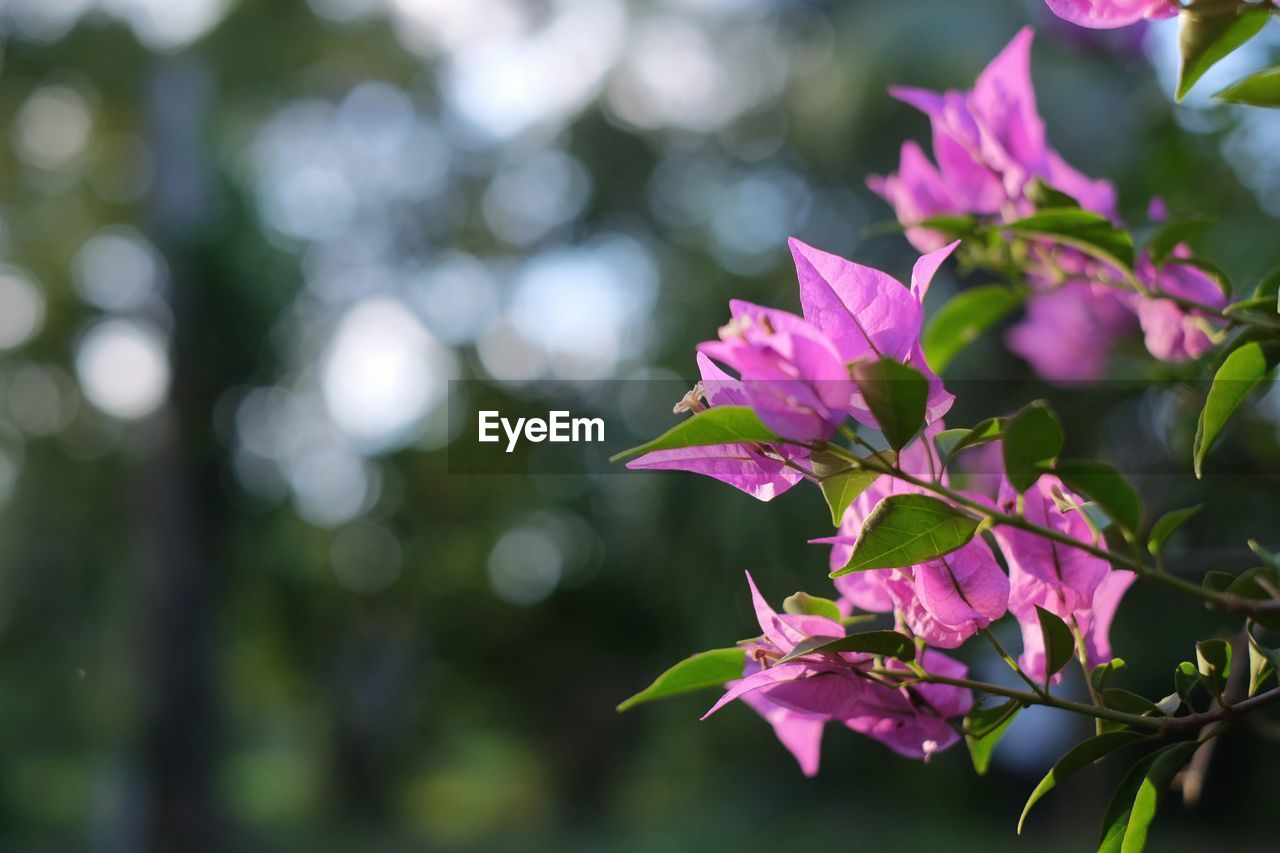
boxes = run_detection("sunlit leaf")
[1177,5,1272,101]
[1018,730,1147,834]
[1196,638,1232,695]
[1215,64,1280,107]
[610,406,779,462]
[1193,342,1279,477]
[965,699,1022,776]
[1115,741,1201,852]
[1006,208,1134,271]
[831,494,979,576]
[922,285,1023,374]
[782,591,843,622]
[617,648,745,712]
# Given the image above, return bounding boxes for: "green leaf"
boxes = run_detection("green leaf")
[1148,215,1210,266]
[782,591,843,622]
[1035,606,1076,679]
[1103,688,1161,717]
[935,417,1003,467]
[1176,5,1272,101]
[922,285,1023,373]
[1117,741,1202,853]
[1017,730,1147,834]
[610,406,779,462]
[1193,342,1277,477]
[914,214,980,236]
[1146,505,1202,556]
[852,358,928,451]
[1248,632,1278,697]
[1097,753,1158,852]
[1215,64,1280,107]
[964,700,1022,776]
[1055,459,1141,536]
[617,648,745,712]
[1174,660,1201,703]
[817,467,883,527]
[1254,266,1280,309]
[1248,538,1280,569]
[1091,658,1127,694]
[1003,401,1063,493]
[776,630,916,664]
[831,494,980,576]
[1227,565,1280,599]
[1223,295,1280,317]
[1196,638,1232,694]
[1026,178,1081,210]
[1006,208,1134,271]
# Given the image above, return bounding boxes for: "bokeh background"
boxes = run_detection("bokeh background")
[0,0,1278,849]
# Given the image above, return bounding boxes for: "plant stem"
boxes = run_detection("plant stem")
[982,628,1047,698]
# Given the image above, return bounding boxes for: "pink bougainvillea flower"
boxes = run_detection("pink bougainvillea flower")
[1005,281,1134,385]
[627,353,806,501]
[1132,249,1226,362]
[846,650,972,759]
[993,475,1110,616]
[1045,0,1178,29]
[707,572,972,773]
[789,237,956,424]
[1009,562,1136,682]
[871,27,1118,245]
[698,300,853,441]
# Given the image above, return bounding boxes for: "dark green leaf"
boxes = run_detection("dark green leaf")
[610,406,779,462]
[1227,565,1280,599]
[1118,741,1202,853]
[1146,505,1202,556]
[1196,638,1232,694]
[616,648,745,712]
[1174,661,1201,703]
[1036,605,1076,679]
[1254,266,1280,307]
[777,630,916,664]
[1103,689,1160,716]
[914,214,980,236]
[922,285,1023,373]
[781,591,843,621]
[935,417,1003,467]
[1018,730,1147,834]
[1177,5,1272,101]
[1026,178,1081,210]
[1215,64,1280,107]
[1006,208,1134,271]
[831,494,980,576]
[1097,753,1158,852]
[964,700,1022,776]
[852,359,928,451]
[1148,215,1210,266]
[1202,570,1235,594]
[1003,401,1063,493]
[1193,342,1277,477]
[1055,459,1141,536]
[1091,658,1127,694]
[817,467,883,527]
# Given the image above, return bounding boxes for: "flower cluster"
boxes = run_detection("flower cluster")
[870,29,1225,383]
[630,231,1134,774]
